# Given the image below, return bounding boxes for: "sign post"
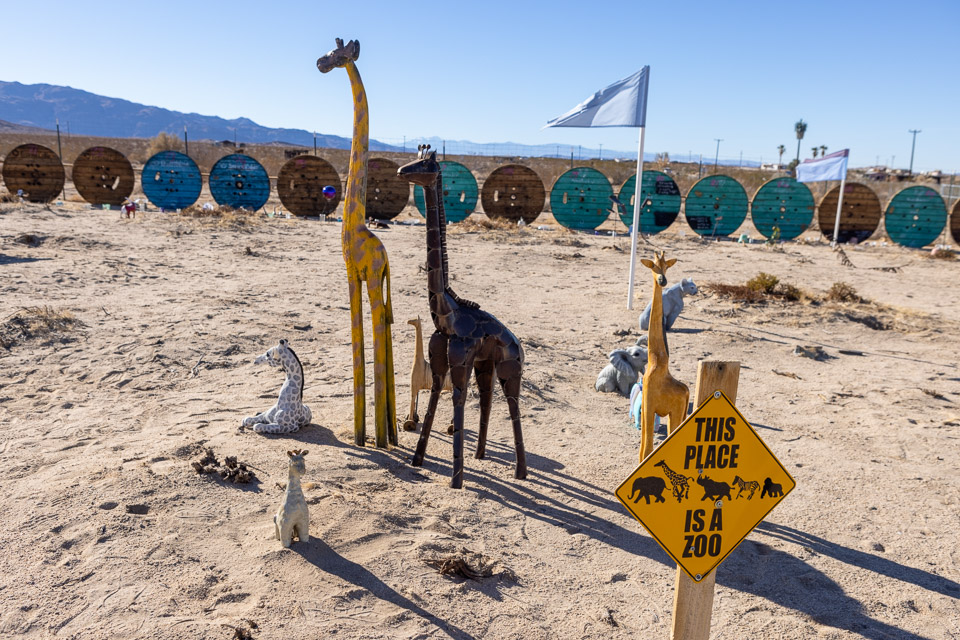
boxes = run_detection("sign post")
[615,361,795,639]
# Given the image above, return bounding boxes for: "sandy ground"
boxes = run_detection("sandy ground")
[0,202,958,640]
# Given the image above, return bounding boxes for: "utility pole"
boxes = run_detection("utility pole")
[313,132,317,156]
[714,139,723,169]
[55,119,62,160]
[184,125,189,157]
[908,129,921,175]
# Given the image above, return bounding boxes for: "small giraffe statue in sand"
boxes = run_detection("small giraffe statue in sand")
[639,252,690,462]
[275,449,309,548]
[317,38,397,449]
[242,339,312,434]
[398,146,527,489]
[403,316,452,432]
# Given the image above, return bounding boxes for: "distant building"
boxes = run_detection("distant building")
[760,163,784,172]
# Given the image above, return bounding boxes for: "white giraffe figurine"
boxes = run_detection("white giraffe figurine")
[242,339,312,434]
[275,449,309,547]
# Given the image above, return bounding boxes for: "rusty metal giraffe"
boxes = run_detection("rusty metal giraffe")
[317,38,396,448]
[397,146,527,489]
[639,251,690,462]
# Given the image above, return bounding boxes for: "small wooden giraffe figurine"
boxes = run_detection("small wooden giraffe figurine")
[398,146,527,489]
[639,252,690,462]
[317,38,397,449]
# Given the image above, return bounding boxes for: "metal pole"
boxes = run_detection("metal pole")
[55,119,62,159]
[443,140,446,161]
[908,129,921,175]
[698,154,703,179]
[184,125,189,156]
[832,177,846,246]
[313,132,317,156]
[570,148,574,170]
[713,139,723,169]
[626,126,646,310]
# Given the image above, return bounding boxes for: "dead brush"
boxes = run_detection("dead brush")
[0,306,81,349]
[178,204,262,230]
[825,282,863,303]
[704,272,806,303]
[447,215,520,234]
[927,247,957,260]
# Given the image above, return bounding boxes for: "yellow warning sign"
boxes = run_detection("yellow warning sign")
[615,391,795,582]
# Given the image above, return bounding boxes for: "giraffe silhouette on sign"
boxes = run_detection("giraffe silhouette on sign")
[655,459,694,503]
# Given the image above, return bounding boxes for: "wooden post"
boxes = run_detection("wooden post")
[671,360,740,640]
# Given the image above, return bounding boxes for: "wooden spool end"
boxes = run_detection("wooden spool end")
[818,182,881,244]
[1,143,65,203]
[277,155,341,216]
[72,146,135,206]
[481,164,544,224]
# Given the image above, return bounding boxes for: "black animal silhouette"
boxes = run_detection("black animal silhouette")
[696,474,732,502]
[761,477,784,498]
[628,476,667,505]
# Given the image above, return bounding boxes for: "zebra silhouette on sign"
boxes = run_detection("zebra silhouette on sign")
[732,475,760,500]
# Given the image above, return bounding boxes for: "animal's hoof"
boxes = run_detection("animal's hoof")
[446,423,455,435]
[402,420,418,432]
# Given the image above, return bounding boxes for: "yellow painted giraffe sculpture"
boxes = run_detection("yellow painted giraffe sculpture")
[317,38,397,448]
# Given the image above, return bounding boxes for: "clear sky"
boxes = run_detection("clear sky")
[5,0,958,171]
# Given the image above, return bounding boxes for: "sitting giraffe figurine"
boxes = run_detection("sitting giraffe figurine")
[242,339,312,434]
[275,449,309,547]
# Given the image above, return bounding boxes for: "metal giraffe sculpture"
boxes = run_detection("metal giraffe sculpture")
[398,146,527,489]
[317,38,397,448]
[639,251,690,462]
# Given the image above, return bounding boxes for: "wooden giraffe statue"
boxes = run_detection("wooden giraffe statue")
[317,38,397,448]
[639,252,690,462]
[398,146,527,489]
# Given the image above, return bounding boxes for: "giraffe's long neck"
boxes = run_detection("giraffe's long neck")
[434,170,477,309]
[284,348,305,402]
[342,61,368,243]
[422,175,455,321]
[286,468,304,500]
[413,322,425,363]
[648,279,668,366]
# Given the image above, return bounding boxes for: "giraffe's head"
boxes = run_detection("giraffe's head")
[396,145,440,187]
[317,38,360,73]
[640,251,677,288]
[254,339,289,367]
[287,449,308,476]
[407,316,422,329]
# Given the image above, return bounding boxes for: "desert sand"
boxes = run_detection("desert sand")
[0,201,958,639]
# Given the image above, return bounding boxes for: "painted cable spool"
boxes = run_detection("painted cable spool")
[616,170,681,234]
[952,199,960,245]
[277,155,341,216]
[480,164,545,224]
[684,175,748,237]
[750,177,815,240]
[209,153,270,211]
[413,161,477,223]
[549,167,613,231]
[818,182,881,244]
[141,151,202,210]
[366,157,408,220]
[72,146,135,206]
[883,186,946,248]
[1,143,65,203]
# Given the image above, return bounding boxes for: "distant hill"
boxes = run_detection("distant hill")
[0,81,399,151]
[0,118,52,134]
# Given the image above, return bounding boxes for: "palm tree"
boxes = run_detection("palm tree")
[812,147,819,159]
[777,144,786,167]
[794,119,807,163]
[820,145,827,157]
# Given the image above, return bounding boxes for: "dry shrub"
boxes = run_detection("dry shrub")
[747,272,779,294]
[705,272,806,303]
[448,215,519,234]
[826,282,863,303]
[178,204,262,230]
[146,131,184,159]
[927,247,956,260]
[0,306,80,349]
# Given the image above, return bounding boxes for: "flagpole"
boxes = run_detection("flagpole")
[626,127,646,309]
[831,177,846,246]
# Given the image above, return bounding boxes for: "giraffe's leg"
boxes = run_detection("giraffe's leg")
[473,358,495,460]
[640,391,655,462]
[368,275,390,449]
[412,332,448,467]
[347,272,366,446]
[404,385,420,431]
[499,370,527,480]
[448,338,477,490]
[382,264,398,446]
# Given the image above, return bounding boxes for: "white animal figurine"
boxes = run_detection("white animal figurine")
[242,339,312,434]
[275,449,309,547]
[595,345,648,396]
[639,277,697,332]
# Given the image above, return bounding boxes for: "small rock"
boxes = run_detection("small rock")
[872,542,885,552]
[99,501,119,510]
[125,504,150,515]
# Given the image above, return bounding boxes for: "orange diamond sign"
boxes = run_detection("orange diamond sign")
[615,391,795,582]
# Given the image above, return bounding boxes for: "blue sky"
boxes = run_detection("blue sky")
[5,0,958,171]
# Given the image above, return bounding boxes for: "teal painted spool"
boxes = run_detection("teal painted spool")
[684,175,748,237]
[750,177,815,240]
[884,186,946,248]
[209,153,270,211]
[616,170,681,234]
[413,161,477,223]
[550,167,613,231]
[142,151,202,210]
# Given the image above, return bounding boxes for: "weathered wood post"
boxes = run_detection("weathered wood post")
[671,360,740,640]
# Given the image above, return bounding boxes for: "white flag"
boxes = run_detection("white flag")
[796,149,849,182]
[545,67,649,128]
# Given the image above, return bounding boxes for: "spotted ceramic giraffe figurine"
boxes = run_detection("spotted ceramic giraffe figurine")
[398,146,527,489]
[317,38,397,448]
[242,339,312,434]
[639,252,690,462]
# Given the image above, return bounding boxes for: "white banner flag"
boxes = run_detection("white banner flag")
[545,67,649,128]
[796,149,849,182]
